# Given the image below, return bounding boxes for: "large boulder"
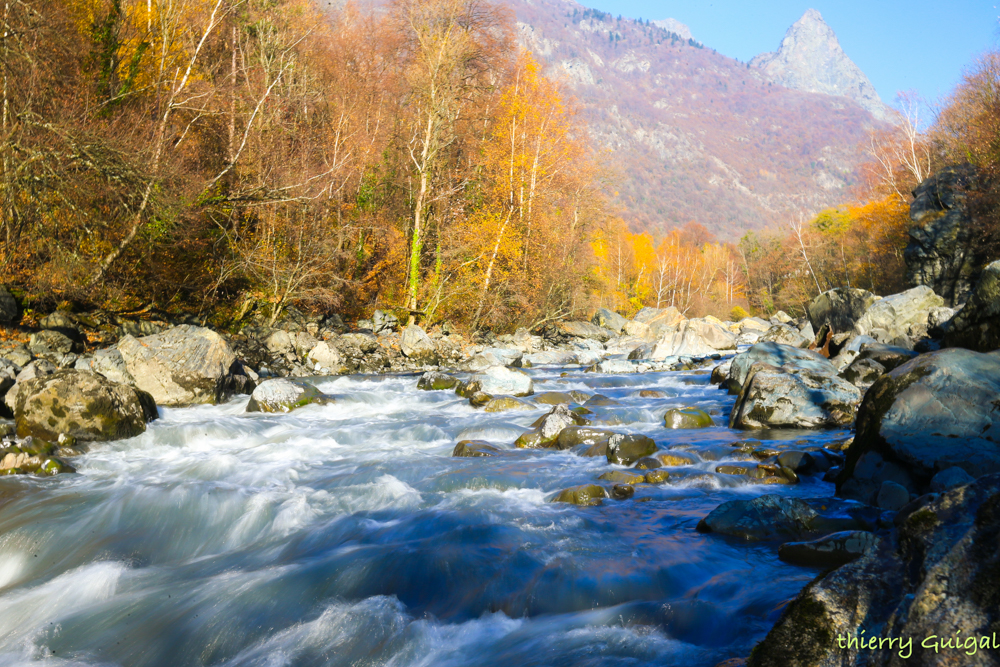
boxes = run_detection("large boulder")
[685,318,737,350]
[554,321,613,342]
[807,287,879,334]
[728,342,835,389]
[399,325,438,363]
[759,324,809,348]
[466,347,523,370]
[730,362,862,429]
[696,495,819,541]
[904,163,985,306]
[837,348,1000,503]
[633,320,718,359]
[307,341,348,374]
[470,365,533,397]
[853,285,945,342]
[74,347,136,386]
[633,306,685,331]
[942,259,1000,352]
[748,474,1000,667]
[515,404,584,448]
[246,378,333,413]
[591,308,627,334]
[117,325,251,406]
[13,370,157,441]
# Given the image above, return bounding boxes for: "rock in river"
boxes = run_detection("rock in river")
[777,530,879,569]
[117,325,251,406]
[730,362,861,429]
[246,378,333,413]
[13,370,157,442]
[606,433,657,465]
[551,484,608,506]
[696,495,818,541]
[663,407,713,429]
[470,365,533,397]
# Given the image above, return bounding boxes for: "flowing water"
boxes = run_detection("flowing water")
[0,362,850,667]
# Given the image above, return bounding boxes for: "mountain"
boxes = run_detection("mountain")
[750,9,892,121]
[508,0,893,239]
[651,18,693,42]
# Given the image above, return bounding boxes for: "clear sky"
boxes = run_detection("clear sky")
[577,0,998,116]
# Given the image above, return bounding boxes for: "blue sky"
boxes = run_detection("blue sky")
[579,0,998,114]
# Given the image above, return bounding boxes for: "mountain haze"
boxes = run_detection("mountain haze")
[509,0,892,238]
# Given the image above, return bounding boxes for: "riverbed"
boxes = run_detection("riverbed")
[0,362,850,666]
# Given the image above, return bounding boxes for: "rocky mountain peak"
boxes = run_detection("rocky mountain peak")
[651,18,692,41]
[750,9,892,121]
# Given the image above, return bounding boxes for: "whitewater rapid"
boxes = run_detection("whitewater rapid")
[0,364,849,666]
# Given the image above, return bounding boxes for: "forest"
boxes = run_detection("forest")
[1,0,998,331]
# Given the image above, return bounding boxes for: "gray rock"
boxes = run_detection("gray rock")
[807,287,879,334]
[592,308,627,333]
[470,365,533,397]
[294,332,319,359]
[515,404,585,448]
[633,306,685,329]
[760,324,809,348]
[929,466,975,493]
[926,305,955,335]
[854,342,917,371]
[3,345,31,368]
[484,396,534,413]
[13,369,157,441]
[696,495,818,541]
[75,347,136,386]
[853,285,944,341]
[904,163,984,306]
[636,320,718,359]
[466,347,523,370]
[265,329,295,357]
[523,351,578,366]
[772,310,793,324]
[3,360,57,414]
[554,321,613,342]
[778,531,879,568]
[307,341,347,374]
[0,288,18,323]
[452,440,501,457]
[942,259,1000,352]
[246,378,332,413]
[28,330,75,357]
[839,357,885,391]
[117,325,248,406]
[729,342,836,388]
[372,310,398,333]
[875,480,910,511]
[837,348,1000,503]
[685,318,737,350]
[730,362,861,429]
[400,325,438,363]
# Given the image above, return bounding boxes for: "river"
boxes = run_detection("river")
[0,361,850,666]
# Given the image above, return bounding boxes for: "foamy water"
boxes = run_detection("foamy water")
[0,363,849,666]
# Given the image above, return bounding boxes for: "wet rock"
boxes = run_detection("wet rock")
[730,362,861,429]
[452,440,501,457]
[633,456,662,469]
[118,325,250,406]
[710,360,732,385]
[246,378,332,413]
[598,470,645,484]
[853,285,944,342]
[471,366,533,397]
[556,426,615,451]
[400,325,438,363]
[13,370,157,442]
[839,357,885,391]
[729,342,834,388]
[748,473,1000,667]
[484,396,534,413]
[777,530,879,568]
[837,348,1000,503]
[417,371,458,391]
[534,390,589,405]
[638,389,666,398]
[468,392,492,408]
[584,394,620,407]
[644,469,670,483]
[515,404,584,448]
[655,451,699,466]
[696,495,819,541]
[592,308,627,333]
[807,287,879,335]
[551,484,608,506]
[664,407,714,429]
[611,484,634,500]
[942,258,1000,352]
[606,433,657,465]
[775,451,829,475]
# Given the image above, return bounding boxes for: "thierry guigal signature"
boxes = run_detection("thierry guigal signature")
[837,630,1000,659]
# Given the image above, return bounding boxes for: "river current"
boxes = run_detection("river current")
[0,362,849,667]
